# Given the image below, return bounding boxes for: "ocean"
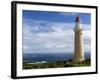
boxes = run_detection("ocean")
[23,52,90,63]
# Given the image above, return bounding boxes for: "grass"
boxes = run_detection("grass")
[23,59,91,69]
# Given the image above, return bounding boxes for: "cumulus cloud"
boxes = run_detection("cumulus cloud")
[22,19,91,54]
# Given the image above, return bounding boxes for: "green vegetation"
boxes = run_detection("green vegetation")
[23,59,91,69]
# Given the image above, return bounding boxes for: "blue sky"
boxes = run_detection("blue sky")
[23,10,90,24]
[22,10,91,54]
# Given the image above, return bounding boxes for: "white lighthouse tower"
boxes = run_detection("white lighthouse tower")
[73,16,85,63]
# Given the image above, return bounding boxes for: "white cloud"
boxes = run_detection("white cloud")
[23,19,91,54]
[56,44,67,48]
[59,12,77,16]
[23,45,29,50]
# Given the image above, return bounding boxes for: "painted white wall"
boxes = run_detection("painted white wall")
[0,0,99,80]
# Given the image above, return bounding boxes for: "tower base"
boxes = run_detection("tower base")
[72,57,85,63]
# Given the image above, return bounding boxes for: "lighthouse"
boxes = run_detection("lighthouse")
[73,16,85,63]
